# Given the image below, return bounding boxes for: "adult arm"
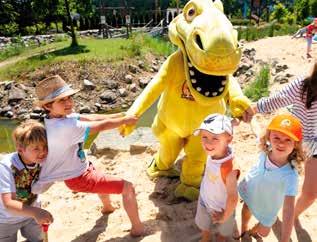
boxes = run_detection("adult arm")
[281,196,295,242]
[256,78,302,113]
[1,193,53,224]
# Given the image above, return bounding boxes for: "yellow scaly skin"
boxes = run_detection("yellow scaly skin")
[119,0,251,201]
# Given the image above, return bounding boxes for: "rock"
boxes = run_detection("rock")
[151,65,159,72]
[8,86,26,102]
[90,127,158,157]
[1,106,12,115]
[138,60,145,70]
[139,78,150,88]
[124,74,133,84]
[17,109,28,115]
[79,106,91,114]
[128,64,139,74]
[32,107,43,113]
[118,88,128,97]
[30,113,41,119]
[274,64,288,73]
[100,90,116,103]
[4,111,14,118]
[129,83,137,92]
[104,79,118,89]
[83,79,96,90]
[274,74,288,84]
[95,103,102,110]
[4,81,14,90]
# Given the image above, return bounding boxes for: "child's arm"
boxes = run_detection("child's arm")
[79,112,125,121]
[281,196,295,242]
[212,170,239,223]
[1,193,53,225]
[88,115,138,134]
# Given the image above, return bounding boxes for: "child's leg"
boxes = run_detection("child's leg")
[121,181,144,236]
[241,202,252,235]
[200,230,211,242]
[307,38,312,57]
[98,194,116,214]
[0,222,19,242]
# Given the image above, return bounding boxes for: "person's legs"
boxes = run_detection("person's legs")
[241,202,252,235]
[98,194,116,214]
[121,181,144,236]
[20,218,43,242]
[295,156,317,223]
[307,37,313,57]
[195,199,212,242]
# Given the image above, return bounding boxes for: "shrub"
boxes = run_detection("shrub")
[244,65,270,101]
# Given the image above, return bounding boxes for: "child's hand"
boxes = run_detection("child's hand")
[211,209,224,223]
[33,208,54,225]
[123,115,138,125]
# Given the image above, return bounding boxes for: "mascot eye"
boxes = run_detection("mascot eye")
[186,7,196,22]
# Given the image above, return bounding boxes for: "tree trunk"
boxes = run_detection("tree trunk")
[64,0,78,47]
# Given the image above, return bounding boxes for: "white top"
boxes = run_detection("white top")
[32,114,89,194]
[0,153,40,224]
[200,149,238,212]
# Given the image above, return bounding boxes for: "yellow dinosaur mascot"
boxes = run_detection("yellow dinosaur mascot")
[120,0,251,201]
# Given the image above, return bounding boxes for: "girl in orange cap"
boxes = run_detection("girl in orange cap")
[238,114,305,241]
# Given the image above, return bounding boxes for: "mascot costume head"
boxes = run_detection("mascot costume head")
[120,0,251,201]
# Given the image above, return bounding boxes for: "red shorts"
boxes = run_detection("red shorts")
[64,163,124,194]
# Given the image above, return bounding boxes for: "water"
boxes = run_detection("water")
[0,101,158,153]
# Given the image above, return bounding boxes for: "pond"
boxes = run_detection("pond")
[0,101,158,153]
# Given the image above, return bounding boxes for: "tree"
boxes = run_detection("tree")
[64,0,78,46]
[294,0,310,22]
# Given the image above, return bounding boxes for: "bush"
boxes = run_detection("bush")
[0,22,19,36]
[270,3,289,23]
[244,65,270,101]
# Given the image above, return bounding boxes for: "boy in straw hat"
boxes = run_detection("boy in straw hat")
[32,75,144,236]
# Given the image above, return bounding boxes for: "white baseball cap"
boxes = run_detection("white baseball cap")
[194,113,233,136]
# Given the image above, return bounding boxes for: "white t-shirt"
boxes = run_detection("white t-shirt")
[32,114,90,194]
[0,153,40,224]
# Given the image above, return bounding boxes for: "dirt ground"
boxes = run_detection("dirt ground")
[22,35,317,242]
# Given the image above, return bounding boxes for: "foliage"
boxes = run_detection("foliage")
[294,0,310,22]
[244,65,270,101]
[270,3,289,23]
[310,0,317,18]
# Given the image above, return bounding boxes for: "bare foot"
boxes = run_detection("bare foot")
[130,224,146,237]
[101,205,116,214]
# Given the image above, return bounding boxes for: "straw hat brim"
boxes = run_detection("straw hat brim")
[34,89,80,107]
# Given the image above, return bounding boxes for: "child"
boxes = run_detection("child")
[0,120,53,242]
[194,114,240,242]
[32,75,144,236]
[305,18,317,58]
[238,114,305,242]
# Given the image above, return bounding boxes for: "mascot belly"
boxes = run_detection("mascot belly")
[120,0,251,201]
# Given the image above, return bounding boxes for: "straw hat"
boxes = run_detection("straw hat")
[267,114,302,142]
[35,75,79,106]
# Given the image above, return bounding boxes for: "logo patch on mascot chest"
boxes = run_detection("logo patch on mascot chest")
[181,82,195,101]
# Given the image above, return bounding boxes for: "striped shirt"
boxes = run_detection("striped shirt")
[257,77,317,141]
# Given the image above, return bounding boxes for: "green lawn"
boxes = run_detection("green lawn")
[0,34,176,79]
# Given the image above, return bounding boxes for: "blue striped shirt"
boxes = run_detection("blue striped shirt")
[257,77,317,141]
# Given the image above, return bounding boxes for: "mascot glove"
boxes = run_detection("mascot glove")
[118,124,136,137]
[231,96,252,118]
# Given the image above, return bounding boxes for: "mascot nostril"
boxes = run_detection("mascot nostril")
[195,35,204,50]
[119,0,251,201]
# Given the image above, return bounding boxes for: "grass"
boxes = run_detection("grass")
[244,64,270,101]
[237,23,299,41]
[0,34,176,79]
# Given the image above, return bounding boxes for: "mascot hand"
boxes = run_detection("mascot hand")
[231,96,252,119]
[118,124,136,137]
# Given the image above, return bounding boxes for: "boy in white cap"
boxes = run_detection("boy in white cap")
[33,75,144,236]
[194,113,240,242]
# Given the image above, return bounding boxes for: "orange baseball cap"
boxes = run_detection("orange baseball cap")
[267,114,302,141]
